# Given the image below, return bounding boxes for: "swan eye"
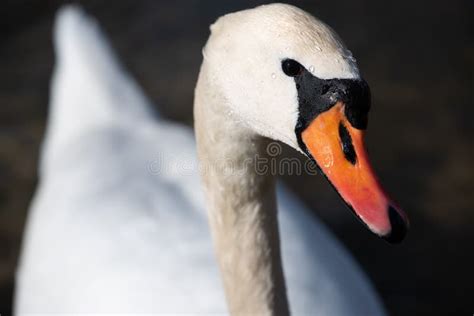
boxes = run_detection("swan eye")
[281,59,303,77]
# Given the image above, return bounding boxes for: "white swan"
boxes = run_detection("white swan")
[15,4,408,315]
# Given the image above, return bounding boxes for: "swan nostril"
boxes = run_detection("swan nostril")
[338,122,356,165]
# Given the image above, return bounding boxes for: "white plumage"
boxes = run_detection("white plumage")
[15,5,385,315]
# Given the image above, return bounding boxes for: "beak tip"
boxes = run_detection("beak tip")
[382,205,408,244]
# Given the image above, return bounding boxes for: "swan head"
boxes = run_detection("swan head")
[202,3,408,243]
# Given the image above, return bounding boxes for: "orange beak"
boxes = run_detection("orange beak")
[301,102,408,242]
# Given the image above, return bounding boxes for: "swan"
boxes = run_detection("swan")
[15,4,408,315]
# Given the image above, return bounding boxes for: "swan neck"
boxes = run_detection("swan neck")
[194,63,289,316]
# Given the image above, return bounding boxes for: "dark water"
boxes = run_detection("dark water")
[0,0,472,315]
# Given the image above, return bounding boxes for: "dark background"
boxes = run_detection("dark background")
[1,0,472,315]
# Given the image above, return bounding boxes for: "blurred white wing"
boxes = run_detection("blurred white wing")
[15,5,385,315]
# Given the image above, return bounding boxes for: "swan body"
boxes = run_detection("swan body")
[15,5,388,315]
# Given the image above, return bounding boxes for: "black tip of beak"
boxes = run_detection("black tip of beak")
[382,206,408,244]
